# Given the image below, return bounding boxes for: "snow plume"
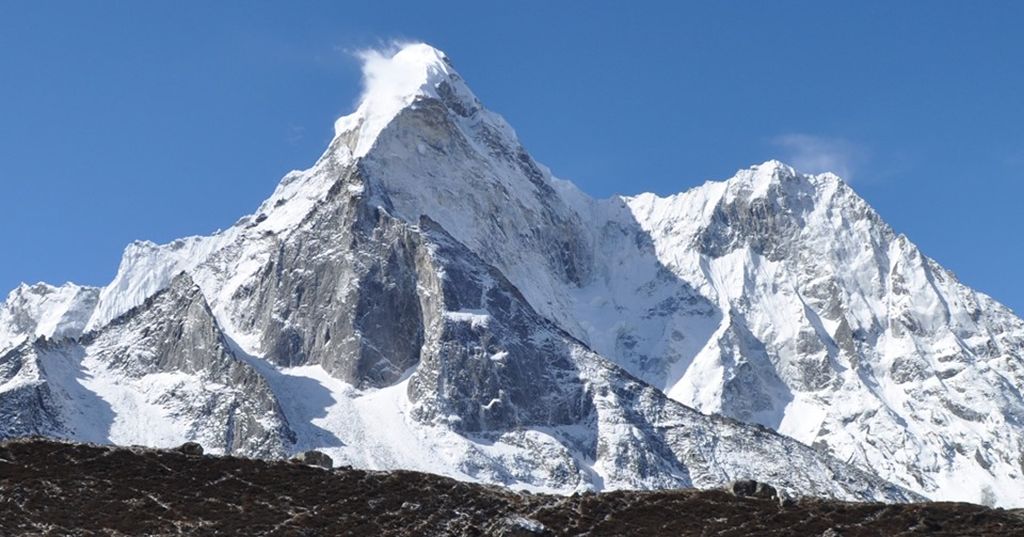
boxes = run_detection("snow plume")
[772,134,865,180]
[333,42,454,156]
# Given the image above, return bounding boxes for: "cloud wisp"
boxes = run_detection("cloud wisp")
[771,134,867,181]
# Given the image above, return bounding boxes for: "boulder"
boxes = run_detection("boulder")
[291,450,333,469]
[493,515,551,536]
[730,480,777,500]
[176,442,204,456]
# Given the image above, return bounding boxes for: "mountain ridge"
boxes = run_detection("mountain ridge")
[2,43,1022,506]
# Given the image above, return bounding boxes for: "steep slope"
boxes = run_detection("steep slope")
[0,43,1020,505]
[411,216,918,500]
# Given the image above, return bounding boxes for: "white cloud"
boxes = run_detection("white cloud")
[772,134,866,180]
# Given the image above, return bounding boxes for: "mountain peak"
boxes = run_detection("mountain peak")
[752,159,796,175]
[333,43,475,157]
[0,280,99,353]
[715,159,851,205]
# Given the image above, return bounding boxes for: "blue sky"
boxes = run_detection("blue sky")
[2,2,1022,312]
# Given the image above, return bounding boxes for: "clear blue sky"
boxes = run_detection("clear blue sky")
[2,2,1022,313]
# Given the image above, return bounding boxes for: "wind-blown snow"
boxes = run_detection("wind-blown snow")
[335,44,457,158]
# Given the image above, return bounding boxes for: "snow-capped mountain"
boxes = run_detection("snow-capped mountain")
[1,273,292,455]
[619,166,1024,506]
[1,43,1020,506]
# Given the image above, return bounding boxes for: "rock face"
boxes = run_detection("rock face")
[3,439,1023,537]
[236,167,428,388]
[0,43,1022,506]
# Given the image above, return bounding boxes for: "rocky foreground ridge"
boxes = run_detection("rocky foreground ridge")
[1,439,1021,536]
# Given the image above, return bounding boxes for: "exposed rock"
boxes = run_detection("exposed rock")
[731,479,779,500]
[291,449,332,469]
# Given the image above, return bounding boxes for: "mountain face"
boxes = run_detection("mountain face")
[619,170,1024,507]
[0,44,1020,506]
[0,273,292,456]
